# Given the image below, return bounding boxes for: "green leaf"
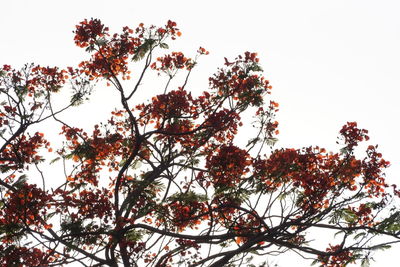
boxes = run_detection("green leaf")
[49,157,61,164]
[85,44,95,52]
[16,85,28,96]
[96,37,108,47]
[168,191,208,203]
[248,63,263,72]
[361,257,370,267]
[334,230,344,238]
[0,128,6,137]
[353,232,366,240]
[246,137,260,147]
[126,229,145,242]
[266,137,278,146]
[341,209,358,223]
[377,211,400,233]
[61,220,84,235]
[159,43,169,49]
[13,175,28,188]
[371,244,391,251]
[311,259,319,266]
[132,39,156,62]
[132,160,142,169]
[71,92,84,106]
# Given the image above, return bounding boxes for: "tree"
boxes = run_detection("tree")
[0,18,399,267]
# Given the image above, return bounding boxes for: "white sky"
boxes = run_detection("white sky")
[1,0,399,266]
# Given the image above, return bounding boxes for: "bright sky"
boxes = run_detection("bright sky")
[1,0,399,266]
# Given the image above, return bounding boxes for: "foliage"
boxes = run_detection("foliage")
[0,18,399,267]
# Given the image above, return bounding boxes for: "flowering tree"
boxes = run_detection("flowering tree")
[0,19,399,267]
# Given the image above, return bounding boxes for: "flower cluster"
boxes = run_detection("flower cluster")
[206,145,251,188]
[151,52,194,74]
[318,244,354,267]
[74,18,109,48]
[0,184,52,236]
[209,52,271,109]
[0,132,50,168]
[74,19,181,80]
[339,122,369,150]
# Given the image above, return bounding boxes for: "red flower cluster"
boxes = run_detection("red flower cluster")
[169,200,206,230]
[0,184,52,236]
[151,52,194,73]
[0,246,51,266]
[149,89,193,122]
[30,66,68,92]
[206,145,251,187]
[339,122,369,150]
[76,189,113,221]
[209,52,271,109]
[0,132,50,168]
[319,244,354,267]
[74,19,181,80]
[74,18,109,48]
